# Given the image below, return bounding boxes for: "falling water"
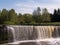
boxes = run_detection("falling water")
[7,25,34,41]
[7,26,16,42]
[1,25,60,45]
[8,26,60,39]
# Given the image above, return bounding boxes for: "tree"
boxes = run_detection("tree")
[0,9,8,24]
[33,7,41,16]
[0,10,2,24]
[4,9,18,24]
[33,7,42,23]
[0,10,1,16]
[54,9,58,15]
[42,8,51,22]
[36,7,41,15]
[52,9,57,22]
[17,13,25,24]
[57,8,60,15]
[33,10,37,16]
[52,9,60,22]
[23,14,33,24]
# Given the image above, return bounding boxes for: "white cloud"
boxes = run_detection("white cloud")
[15,0,60,14]
[52,0,60,3]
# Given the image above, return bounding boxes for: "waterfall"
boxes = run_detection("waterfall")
[2,25,60,45]
[7,26,16,41]
[7,25,34,41]
[55,26,59,37]
[7,25,60,42]
[35,26,55,39]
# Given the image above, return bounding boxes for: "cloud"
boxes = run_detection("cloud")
[52,0,60,3]
[15,0,60,14]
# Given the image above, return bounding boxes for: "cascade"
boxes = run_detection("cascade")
[1,25,60,45]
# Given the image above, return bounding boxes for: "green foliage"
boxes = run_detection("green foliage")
[0,7,60,25]
[17,13,25,24]
[0,9,18,24]
[4,21,16,25]
[23,14,33,23]
[0,9,8,24]
[42,8,51,22]
[8,9,17,22]
[33,15,42,23]
[33,7,42,23]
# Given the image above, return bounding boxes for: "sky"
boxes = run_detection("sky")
[0,0,60,14]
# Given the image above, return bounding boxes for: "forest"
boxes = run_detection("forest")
[0,7,60,25]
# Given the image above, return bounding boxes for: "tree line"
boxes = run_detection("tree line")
[0,7,60,25]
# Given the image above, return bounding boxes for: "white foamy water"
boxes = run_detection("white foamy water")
[7,38,60,45]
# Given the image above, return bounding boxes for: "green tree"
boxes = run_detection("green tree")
[54,9,58,15]
[23,14,33,24]
[4,9,17,24]
[42,8,51,22]
[0,9,8,24]
[37,7,41,15]
[0,10,1,24]
[33,7,42,23]
[17,13,25,24]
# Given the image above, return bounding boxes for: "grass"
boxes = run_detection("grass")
[19,22,60,26]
